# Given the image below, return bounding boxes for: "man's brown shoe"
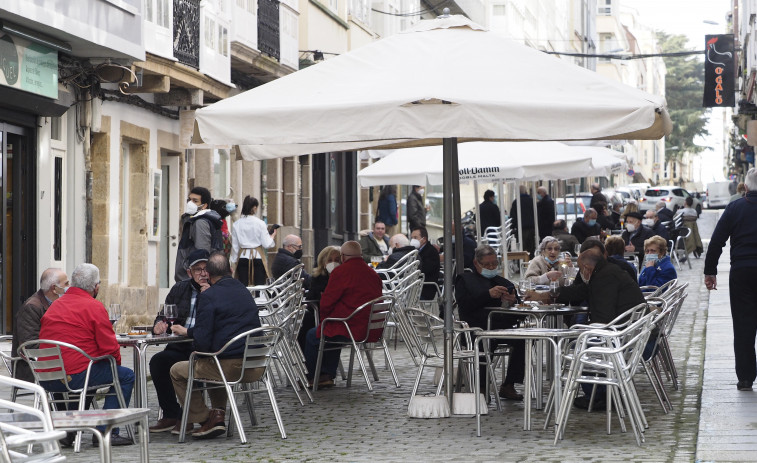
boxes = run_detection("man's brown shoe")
[170,420,195,436]
[499,383,524,401]
[193,409,226,439]
[149,418,178,433]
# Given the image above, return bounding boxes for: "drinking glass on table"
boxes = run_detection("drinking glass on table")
[108,304,121,326]
[565,267,578,286]
[518,279,532,299]
[164,304,178,335]
[549,280,560,304]
[371,256,382,268]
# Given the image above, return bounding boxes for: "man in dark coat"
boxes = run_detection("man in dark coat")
[376,234,415,269]
[175,186,224,282]
[455,245,525,400]
[271,234,311,288]
[411,226,441,300]
[12,268,68,382]
[406,185,427,232]
[643,210,670,242]
[571,208,601,244]
[655,202,674,223]
[148,249,210,433]
[170,252,262,439]
[589,183,607,216]
[622,211,656,263]
[510,185,536,256]
[479,189,501,234]
[536,186,555,239]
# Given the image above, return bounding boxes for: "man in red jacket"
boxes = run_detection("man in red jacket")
[38,263,135,446]
[304,241,382,388]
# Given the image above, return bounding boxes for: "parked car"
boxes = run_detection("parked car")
[555,196,589,230]
[639,185,701,215]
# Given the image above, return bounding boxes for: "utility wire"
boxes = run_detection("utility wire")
[544,49,709,60]
[371,0,449,17]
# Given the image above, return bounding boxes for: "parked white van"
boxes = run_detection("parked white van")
[706,181,734,209]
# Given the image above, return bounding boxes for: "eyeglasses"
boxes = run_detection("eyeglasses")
[290,244,303,250]
[191,266,208,274]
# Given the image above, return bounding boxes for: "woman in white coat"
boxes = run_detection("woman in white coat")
[230,195,277,285]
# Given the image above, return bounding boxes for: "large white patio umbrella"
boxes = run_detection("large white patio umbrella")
[193,14,671,403]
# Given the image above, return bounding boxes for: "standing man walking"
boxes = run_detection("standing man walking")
[536,186,555,241]
[705,167,757,391]
[478,189,501,235]
[406,185,427,233]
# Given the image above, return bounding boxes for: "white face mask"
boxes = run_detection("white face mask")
[417,188,425,195]
[642,219,655,227]
[325,262,339,273]
[410,238,421,249]
[185,201,198,215]
[625,223,636,233]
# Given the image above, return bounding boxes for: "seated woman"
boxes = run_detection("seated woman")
[524,236,564,285]
[298,246,341,353]
[638,235,677,288]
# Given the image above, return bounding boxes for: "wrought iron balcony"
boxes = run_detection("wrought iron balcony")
[258,0,280,62]
[173,0,200,68]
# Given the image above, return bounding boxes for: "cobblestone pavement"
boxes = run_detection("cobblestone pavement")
[1,212,728,462]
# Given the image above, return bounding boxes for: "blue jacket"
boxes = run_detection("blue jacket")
[638,255,677,287]
[705,191,757,274]
[377,194,398,226]
[188,275,261,358]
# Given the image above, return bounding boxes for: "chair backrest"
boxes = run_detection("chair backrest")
[364,298,395,343]
[17,340,80,385]
[405,307,445,359]
[222,326,282,384]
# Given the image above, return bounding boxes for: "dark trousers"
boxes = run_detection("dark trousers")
[471,314,525,388]
[730,269,757,383]
[297,308,316,355]
[149,347,191,419]
[236,258,268,286]
[304,328,349,380]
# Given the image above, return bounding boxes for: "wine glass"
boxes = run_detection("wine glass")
[549,280,560,304]
[164,304,178,336]
[565,267,578,286]
[518,279,532,300]
[108,304,121,326]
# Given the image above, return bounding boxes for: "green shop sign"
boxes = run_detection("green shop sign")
[0,32,58,99]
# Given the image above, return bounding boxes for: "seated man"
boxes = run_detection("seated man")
[621,211,655,263]
[38,264,135,446]
[603,236,638,281]
[377,234,415,269]
[360,221,390,263]
[655,201,674,223]
[12,268,68,383]
[304,241,383,387]
[571,208,602,244]
[455,245,525,400]
[439,221,477,271]
[643,210,669,242]
[271,234,311,288]
[410,226,441,301]
[148,249,210,434]
[552,219,580,256]
[170,252,262,439]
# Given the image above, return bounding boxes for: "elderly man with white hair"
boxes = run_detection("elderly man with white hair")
[38,263,135,446]
[271,233,311,288]
[705,167,757,392]
[376,234,415,269]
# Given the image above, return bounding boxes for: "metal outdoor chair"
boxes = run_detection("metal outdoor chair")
[312,296,400,392]
[0,335,32,404]
[0,376,67,463]
[17,339,132,453]
[177,326,286,444]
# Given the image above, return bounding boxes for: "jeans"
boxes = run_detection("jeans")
[149,347,190,419]
[304,327,349,380]
[42,362,134,434]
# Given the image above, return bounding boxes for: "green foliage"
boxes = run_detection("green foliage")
[656,32,711,162]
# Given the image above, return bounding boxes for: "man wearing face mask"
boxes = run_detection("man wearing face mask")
[271,234,311,289]
[175,187,224,283]
[455,245,525,400]
[621,211,655,263]
[570,208,601,244]
[643,210,669,242]
[12,268,69,383]
[406,185,428,233]
[376,234,416,269]
[410,226,441,300]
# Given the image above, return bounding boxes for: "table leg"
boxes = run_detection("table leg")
[534,316,546,411]
[137,344,149,410]
[551,338,562,433]
[523,339,533,431]
[474,339,482,437]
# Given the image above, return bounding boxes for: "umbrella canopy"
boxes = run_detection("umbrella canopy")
[193,15,671,159]
[357,142,628,187]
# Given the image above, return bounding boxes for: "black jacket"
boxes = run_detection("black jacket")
[705,191,757,274]
[406,191,426,230]
[657,206,674,223]
[649,221,670,242]
[455,272,519,330]
[418,243,441,300]
[553,229,580,255]
[271,248,311,288]
[510,193,535,232]
[479,200,501,233]
[571,219,602,244]
[557,259,645,324]
[608,255,638,282]
[305,273,329,301]
[621,225,656,262]
[537,195,555,238]
[377,246,415,270]
[189,275,261,358]
[154,279,200,353]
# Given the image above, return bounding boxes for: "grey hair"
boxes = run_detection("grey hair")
[746,168,757,192]
[71,264,100,292]
[390,234,410,248]
[282,234,300,247]
[474,244,497,262]
[39,268,63,292]
[537,236,560,254]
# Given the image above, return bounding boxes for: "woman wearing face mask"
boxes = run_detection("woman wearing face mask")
[524,236,567,285]
[230,195,277,286]
[299,246,341,352]
[638,235,677,287]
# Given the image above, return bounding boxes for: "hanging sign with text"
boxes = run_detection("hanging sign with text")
[0,33,58,99]
[703,34,735,107]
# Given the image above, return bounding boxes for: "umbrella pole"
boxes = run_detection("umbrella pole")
[442,137,458,408]
[516,183,523,252]
[498,181,507,278]
[532,183,540,245]
[474,181,482,246]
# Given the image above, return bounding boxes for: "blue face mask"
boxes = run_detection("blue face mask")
[544,256,557,265]
[225,202,237,213]
[645,253,659,263]
[481,268,499,279]
[587,219,597,227]
[536,194,543,201]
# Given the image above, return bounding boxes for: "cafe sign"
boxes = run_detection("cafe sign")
[0,32,58,99]
[703,34,735,108]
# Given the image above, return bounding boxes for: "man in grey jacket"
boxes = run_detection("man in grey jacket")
[175,186,224,282]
